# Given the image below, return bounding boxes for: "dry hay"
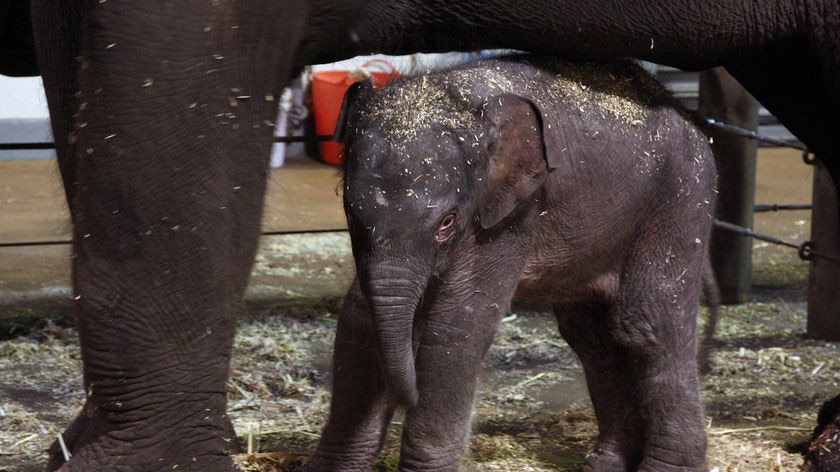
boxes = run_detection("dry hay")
[1,231,838,471]
[803,420,840,471]
[353,57,671,157]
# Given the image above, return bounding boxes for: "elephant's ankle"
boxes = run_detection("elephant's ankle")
[583,450,631,472]
[637,444,707,472]
[50,449,239,472]
[46,397,240,472]
[48,435,240,472]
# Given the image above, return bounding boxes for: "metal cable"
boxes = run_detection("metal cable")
[702,118,808,151]
[754,204,812,212]
[714,220,840,266]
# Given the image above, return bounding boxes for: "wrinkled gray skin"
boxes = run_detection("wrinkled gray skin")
[307,57,717,472]
[2,0,840,470]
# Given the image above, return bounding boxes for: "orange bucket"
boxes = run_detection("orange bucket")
[311,60,400,166]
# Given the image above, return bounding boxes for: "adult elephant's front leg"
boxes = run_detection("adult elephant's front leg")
[34,1,304,470]
[305,279,396,471]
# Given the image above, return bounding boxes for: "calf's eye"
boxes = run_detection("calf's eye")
[434,212,457,244]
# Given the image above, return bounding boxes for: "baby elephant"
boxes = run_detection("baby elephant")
[305,56,716,472]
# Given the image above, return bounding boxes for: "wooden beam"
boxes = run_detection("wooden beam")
[807,160,840,341]
[698,67,759,304]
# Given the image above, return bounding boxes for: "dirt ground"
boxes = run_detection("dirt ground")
[2,149,839,471]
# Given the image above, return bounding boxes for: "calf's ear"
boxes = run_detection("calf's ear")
[478,94,549,229]
[334,79,375,143]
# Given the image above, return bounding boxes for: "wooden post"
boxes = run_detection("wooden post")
[807,160,840,341]
[698,68,759,304]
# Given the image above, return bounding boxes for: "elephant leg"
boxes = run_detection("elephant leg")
[617,315,705,472]
[304,278,396,472]
[32,1,305,470]
[398,310,504,471]
[398,258,523,472]
[554,302,646,471]
[612,255,706,471]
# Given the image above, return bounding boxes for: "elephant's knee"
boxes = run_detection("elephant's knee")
[608,306,697,361]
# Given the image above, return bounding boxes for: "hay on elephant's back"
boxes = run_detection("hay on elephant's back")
[356,58,666,156]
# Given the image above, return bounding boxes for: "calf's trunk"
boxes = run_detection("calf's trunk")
[361,261,429,407]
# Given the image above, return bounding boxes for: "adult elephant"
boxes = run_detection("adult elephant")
[0,0,837,470]
[0,0,36,76]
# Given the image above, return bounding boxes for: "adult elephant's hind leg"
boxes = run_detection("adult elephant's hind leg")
[35,1,302,470]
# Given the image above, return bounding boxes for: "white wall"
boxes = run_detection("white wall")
[0,75,53,160]
[310,52,475,75]
[0,75,49,119]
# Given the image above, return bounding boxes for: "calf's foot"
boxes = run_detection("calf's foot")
[582,444,634,471]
